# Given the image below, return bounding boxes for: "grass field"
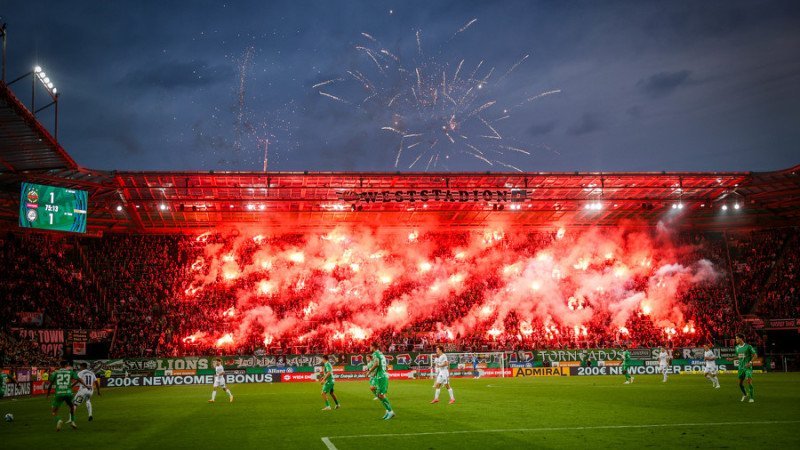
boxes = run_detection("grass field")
[2,373,800,449]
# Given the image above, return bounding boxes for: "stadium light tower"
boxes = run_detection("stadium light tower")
[4,26,61,139]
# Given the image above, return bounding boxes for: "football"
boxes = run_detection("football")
[4,413,13,422]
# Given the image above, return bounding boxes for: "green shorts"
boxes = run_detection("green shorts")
[738,367,753,380]
[51,394,74,408]
[322,381,335,394]
[371,375,389,396]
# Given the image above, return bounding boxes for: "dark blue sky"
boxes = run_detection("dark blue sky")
[2,0,798,172]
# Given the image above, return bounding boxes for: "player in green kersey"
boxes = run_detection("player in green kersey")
[365,342,395,420]
[320,354,340,411]
[621,345,635,384]
[45,360,88,431]
[735,333,757,402]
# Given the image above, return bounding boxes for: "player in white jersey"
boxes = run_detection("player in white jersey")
[430,346,455,404]
[657,347,671,382]
[75,363,101,421]
[703,343,720,388]
[208,358,234,403]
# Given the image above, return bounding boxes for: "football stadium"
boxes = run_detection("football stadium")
[2,3,800,449]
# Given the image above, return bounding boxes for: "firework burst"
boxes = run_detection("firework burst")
[314,18,561,171]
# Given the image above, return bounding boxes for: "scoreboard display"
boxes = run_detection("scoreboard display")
[19,182,88,233]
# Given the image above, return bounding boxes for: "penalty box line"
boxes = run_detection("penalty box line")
[321,420,800,449]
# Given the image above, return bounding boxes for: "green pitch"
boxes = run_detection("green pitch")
[2,373,800,449]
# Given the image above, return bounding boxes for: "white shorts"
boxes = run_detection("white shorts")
[704,366,718,375]
[659,364,668,372]
[74,388,93,404]
[213,376,227,388]
[436,371,450,385]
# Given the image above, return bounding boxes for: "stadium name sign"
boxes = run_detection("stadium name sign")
[340,189,528,203]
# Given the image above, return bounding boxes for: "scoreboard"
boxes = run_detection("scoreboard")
[19,182,88,233]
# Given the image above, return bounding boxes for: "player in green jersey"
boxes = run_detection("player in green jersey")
[45,360,88,431]
[365,342,395,420]
[735,333,757,402]
[621,345,635,384]
[320,355,340,411]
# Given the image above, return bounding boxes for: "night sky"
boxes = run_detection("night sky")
[2,0,798,172]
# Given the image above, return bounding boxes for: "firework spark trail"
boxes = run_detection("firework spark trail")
[357,46,386,74]
[409,150,425,169]
[381,126,403,134]
[387,93,401,107]
[453,18,478,38]
[452,59,464,84]
[467,100,497,119]
[499,54,530,82]
[500,145,531,155]
[465,142,487,156]
[395,137,405,167]
[479,117,502,139]
[511,89,562,109]
[380,49,399,62]
[469,60,484,82]
[494,160,523,172]
[464,149,493,166]
[234,46,255,154]
[361,32,377,42]
[416,30,422,55]
[319,91,349,104]
[312,79,338,89]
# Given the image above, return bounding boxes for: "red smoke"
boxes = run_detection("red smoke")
[177,224,718,350]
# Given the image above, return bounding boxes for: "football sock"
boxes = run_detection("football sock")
[624,373,631,381]
[380,397,392,411]
[712,376,719,385]
[325,399,330,407]
[225,388,232,398]
[434,389,440,400]
[448,388,454,400]
[86,399,93,416]
[211,390,217,401]
[748,384,754,399]
[739,384,746,395]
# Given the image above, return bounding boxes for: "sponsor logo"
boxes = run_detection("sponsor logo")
[104,373,276,387]
[514,367,569,377]
[3,382,31,398]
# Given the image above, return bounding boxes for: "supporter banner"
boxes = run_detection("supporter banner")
[103,373,279,388]
[11,329,64,357]
[755,318,800,330]
[3,382,31,398]
[514,367,570,377]
[17,312,43,326]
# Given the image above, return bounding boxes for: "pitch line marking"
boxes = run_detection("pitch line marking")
[321,420,800,446]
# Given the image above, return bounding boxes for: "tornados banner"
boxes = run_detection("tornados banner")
[19,182,87,233]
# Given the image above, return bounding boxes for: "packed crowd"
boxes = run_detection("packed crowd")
[0,227,797,361]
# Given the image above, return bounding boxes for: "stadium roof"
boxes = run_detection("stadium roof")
[0,82,798,234]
